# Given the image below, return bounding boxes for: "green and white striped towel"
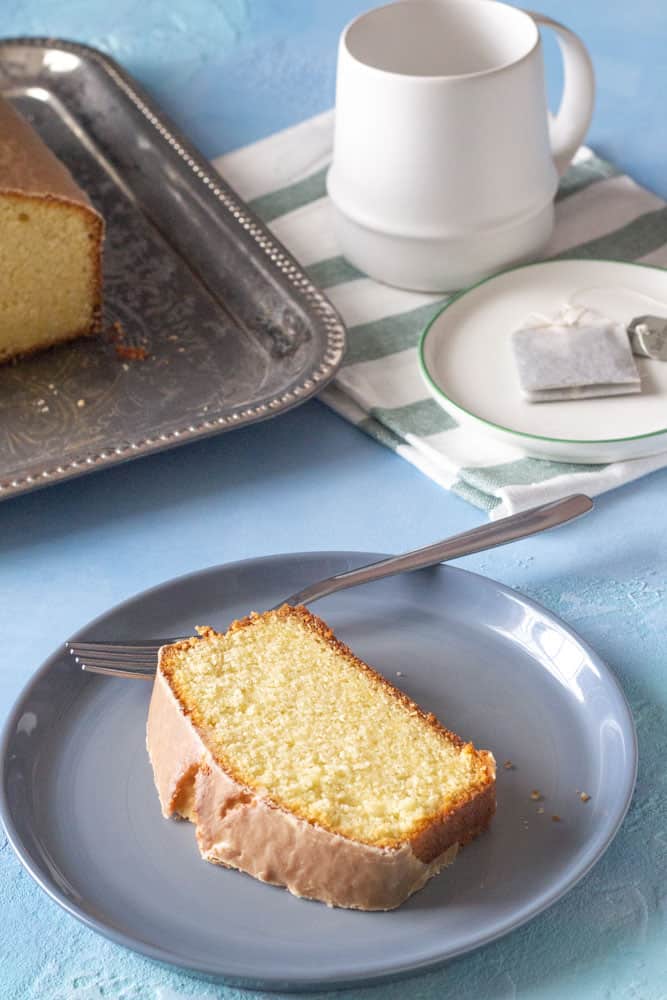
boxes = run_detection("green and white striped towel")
[214,110,667,519]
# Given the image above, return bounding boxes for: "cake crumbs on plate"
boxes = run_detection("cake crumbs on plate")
[503,760,515,770]
[579,792,591,802]
[529,789,542,801]
[106,319,149,361]
[115,343,149,361]
[537,806,545,814]
[396,671,404,677]
[552,814,562,823]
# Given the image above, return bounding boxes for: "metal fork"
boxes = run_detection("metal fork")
[67,493,593,679]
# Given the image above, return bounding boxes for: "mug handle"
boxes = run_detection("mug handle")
[530,12,595,177]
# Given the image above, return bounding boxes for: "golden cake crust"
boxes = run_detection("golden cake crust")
[147,605,496,909]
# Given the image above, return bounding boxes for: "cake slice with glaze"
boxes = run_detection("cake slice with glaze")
[0,96,103,362]
[146,605,496,910]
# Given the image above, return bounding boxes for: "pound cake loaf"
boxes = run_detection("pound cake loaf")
[147,605,496,910]
[0,96,103,362]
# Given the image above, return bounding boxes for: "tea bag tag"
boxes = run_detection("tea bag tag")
[568,286,667,362]
[627,315,667,361]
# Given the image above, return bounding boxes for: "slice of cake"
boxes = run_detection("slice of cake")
[0,96,103,362]
[147,605,496,910]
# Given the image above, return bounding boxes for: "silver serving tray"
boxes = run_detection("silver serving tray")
[0,39,346,500]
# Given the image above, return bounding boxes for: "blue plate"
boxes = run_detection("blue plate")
[0,553,637,991]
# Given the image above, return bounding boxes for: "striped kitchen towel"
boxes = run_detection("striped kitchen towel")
[215,110,667,518]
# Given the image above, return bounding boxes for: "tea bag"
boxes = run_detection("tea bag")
[512,305,641,403]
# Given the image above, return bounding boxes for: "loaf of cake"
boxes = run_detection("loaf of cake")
[0,97,103,362]
[147,605,496,910]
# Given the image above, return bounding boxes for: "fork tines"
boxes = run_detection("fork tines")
[65,638,169,678]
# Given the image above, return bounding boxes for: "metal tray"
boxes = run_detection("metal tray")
[0,39,346,500]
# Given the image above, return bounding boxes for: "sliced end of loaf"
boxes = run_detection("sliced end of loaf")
[0,191,103,362]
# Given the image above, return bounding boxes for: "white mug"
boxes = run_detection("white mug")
[327,0,595,292]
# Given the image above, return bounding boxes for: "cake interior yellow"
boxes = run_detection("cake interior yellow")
[164,609,493,847]
[0,97,103,362]
[146,606,496,909]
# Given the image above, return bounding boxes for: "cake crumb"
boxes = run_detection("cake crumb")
[106,321,126,344]
[503,760,515,770]
[396,671,404,677]
[530,789,542,801]
[537,806,544,814]
[579,792,591,803]
[115,344,148,362]
[76,398,86,408]
[552,814,561,823]
[107,320,148,361]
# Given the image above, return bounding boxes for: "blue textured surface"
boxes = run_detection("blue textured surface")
[1,2,666,998]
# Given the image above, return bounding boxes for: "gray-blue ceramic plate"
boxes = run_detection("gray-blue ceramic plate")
[0,553,637,992]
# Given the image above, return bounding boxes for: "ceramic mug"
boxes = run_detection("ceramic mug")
[327,0,595,292]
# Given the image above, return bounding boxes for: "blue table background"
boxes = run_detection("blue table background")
[2,2,666,998]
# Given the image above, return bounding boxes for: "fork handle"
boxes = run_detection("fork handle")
[279,494,593,607]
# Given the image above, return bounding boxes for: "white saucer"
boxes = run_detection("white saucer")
[419,259,667,463]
